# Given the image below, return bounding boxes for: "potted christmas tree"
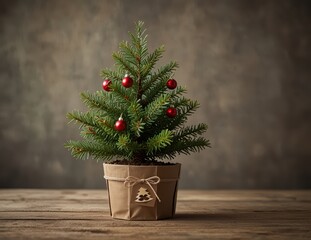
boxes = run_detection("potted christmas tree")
[65,21,210,220]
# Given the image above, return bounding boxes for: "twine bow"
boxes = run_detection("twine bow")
[124,176,161,202]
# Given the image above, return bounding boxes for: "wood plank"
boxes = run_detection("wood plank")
[0,190,310,239]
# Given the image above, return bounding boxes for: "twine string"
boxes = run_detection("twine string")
[104,175,179,203]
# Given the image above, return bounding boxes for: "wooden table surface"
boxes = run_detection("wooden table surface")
[0,189,310,239]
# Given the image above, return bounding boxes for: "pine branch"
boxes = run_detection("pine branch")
[132,22,148,101]
[127,100,145,136]
[138,91,191,140]
[81,91,122,118]
[146,98,199,136]
[127,100,144,121]
[154,137,211,160]
[166,100,200,130]
[111,81,137,103]
[143,94,170,127]
[131,21,148,59]
[100,68,136,103]
[80,126,114,143]
[119,41,139,66]
[142,61,178,93]
[67,111,118,141]
[116,134,141,158]
[146,129,173,154]
[169,86,187,99]
[173,123,208,140]
[100,67,123,81]
[65,140,124,161]
[112,52,138,78]
[141,46,165,79]
[67,111,99,128]
[130,119,145,137]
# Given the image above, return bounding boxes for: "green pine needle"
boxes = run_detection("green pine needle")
[146,129,173,154]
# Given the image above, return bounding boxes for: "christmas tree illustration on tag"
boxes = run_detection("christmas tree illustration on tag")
[135,187,153,203]
[131,184,156,207]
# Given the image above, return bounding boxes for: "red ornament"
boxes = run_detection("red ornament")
[166,79,177,89]
[122,74,133,88]
[102,79,111,91]
[166,107,177,118]
[114,117,126,131]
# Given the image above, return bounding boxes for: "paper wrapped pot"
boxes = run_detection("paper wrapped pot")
[104,163,181,220]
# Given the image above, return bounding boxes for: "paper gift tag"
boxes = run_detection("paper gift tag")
[131,183,157,207]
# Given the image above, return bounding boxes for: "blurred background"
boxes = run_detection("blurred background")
[1,0,311,189]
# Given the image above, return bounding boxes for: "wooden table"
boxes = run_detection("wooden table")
[0,189,310,239]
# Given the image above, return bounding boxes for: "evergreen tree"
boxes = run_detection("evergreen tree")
[65,21,210,164]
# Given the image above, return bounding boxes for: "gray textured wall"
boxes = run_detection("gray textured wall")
[1,0,311,189]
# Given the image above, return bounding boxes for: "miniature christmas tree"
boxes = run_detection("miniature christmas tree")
[65,21,210,164]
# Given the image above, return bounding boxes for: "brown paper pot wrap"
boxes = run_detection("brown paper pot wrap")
[104,163,181,220]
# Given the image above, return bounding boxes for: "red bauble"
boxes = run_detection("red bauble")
[102,79,111,91]
[114,117,126,131]
[166,107,177,118]
[166,79,177,89]
[122,74,133,88]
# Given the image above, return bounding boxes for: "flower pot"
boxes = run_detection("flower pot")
[103,163,181,220]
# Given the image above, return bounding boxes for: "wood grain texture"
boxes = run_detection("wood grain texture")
[0,190,310,239]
